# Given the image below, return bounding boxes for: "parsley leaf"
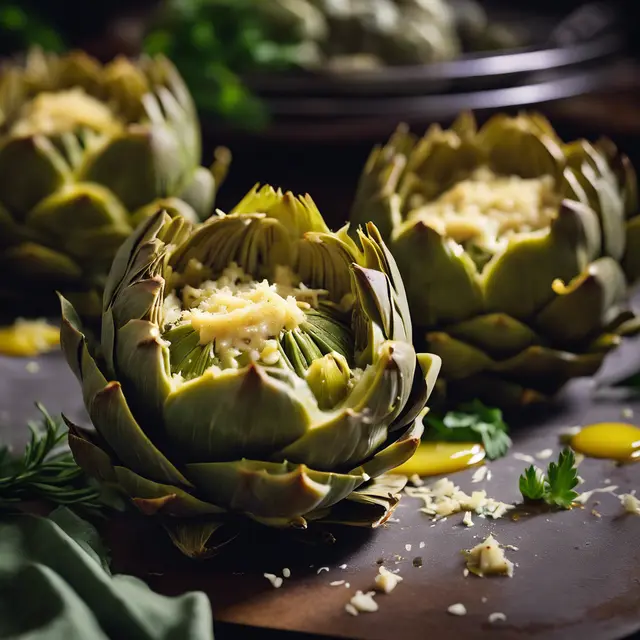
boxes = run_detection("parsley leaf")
[425,399,512,460]
[518,448,579,508]
[519,465,546,501]
[544,448,580,508]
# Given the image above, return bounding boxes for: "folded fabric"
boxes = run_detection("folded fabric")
[0,508,214,640]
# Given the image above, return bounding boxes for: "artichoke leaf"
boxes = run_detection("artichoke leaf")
[426,331,493,380]
[0,135,70,216]
[164,365,313,462]
[447,313,540,357]
[389,352,441,431]
[78,126,186,212]
[280,342,416,470]
[477,113,565,182]
[88,379,191,487]
[176,166,216,220]
[0,242,82,282]
[184,460,364,519]
[491,345,605,391]
[115,319,173,421]
[163,520,238,560]
[536,257,629,344]
[623,216,640,282]
[482,201,600,320]
[114,466,223,516]
[313,474,407,528]
[111,277,165,328]
[230,184,329,237]
[350,412,424,480]
[63,416,117,484]
[392,219,483,326]
[295,232,355,304]
[131,198,199,228]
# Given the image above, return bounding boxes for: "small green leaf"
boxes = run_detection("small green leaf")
[519,465,546,501]
[544,448,579,508]
[425,399,512,460]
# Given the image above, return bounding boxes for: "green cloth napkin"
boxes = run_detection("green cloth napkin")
[0,508,214,640]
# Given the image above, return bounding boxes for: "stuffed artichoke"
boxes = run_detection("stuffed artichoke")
[60,185,441,557]
[0,48,229,319]
[350,112,640,407]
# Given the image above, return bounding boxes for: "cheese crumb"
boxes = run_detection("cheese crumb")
[264,573,283,588]
[419,541,425,549]
[622,407,634,419]
[349,591,378,614]
[462,511,474,527]
[345,603,359,616]
[620,493,640,515]
[513,452,536,464]
[405,543,412,551]
[575,485,619,505]
[331,580,345,586]
[447,603,467,616]
[535,448,554,460]
[282,568,291,578]
[409,473,424,487]
[317,567,329,574]
[405,478,513,521]
[471,466,490,483]
[488,612,507,624]
[339,564,347,569]
[463,535,514,578]
[25,361,40,374]
[375,566,403,594]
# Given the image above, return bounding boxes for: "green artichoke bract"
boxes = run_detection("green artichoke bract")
[350,112,640,407]
[59,185,441,558]
[0,48,229,319]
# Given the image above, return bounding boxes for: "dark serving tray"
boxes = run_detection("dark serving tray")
[244,2,624,99]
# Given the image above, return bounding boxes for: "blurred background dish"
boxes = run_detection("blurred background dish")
[1,0,638,226]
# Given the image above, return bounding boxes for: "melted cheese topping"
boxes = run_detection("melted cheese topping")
[409,167,559,253]
[11,89,124,137]
[165,263,328,370]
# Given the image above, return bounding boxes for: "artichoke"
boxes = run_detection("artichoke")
[59,185,441,558]
[0,48,229,319]
[350,112,640,407]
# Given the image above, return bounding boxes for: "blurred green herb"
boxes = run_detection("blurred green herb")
[143,0,315,129]
[519,448,579,509]
[0,404,121,516]
[424,399,512,460]
[0,2,66,54]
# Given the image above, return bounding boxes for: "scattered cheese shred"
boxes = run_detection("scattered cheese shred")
[264,573,283,588]
[463,534,514,578]
[620,493,640,515]
[471,466,491,483]
[462,511,474,527]
[405,477,514,522]
[348,591,378,614]
[513,452,536,464]
[535,448,554,460]
[488,612,507,624]
[447,603,467,616]
[575,485,619,505]
[374,566,403,594]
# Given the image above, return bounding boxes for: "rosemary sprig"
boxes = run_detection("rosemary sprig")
[0,404,108,514]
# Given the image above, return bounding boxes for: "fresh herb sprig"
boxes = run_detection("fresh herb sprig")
[0,404,115,515]
[425,399,512,460]
[519,448,579,509]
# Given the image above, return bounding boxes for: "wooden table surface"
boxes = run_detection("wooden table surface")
[2,332,640,640]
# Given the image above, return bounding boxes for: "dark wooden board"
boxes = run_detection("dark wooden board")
[1,338,640,640]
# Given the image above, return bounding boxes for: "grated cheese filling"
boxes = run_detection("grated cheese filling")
[409,166,559,257]
[164,263,328,370]
[11,89,124,137]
